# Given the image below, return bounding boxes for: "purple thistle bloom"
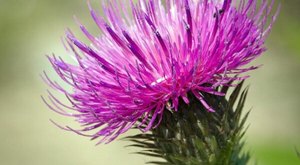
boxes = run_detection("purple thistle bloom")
[43,0,279,143]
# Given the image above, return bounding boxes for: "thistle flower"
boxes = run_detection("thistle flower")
[43,0,279,144]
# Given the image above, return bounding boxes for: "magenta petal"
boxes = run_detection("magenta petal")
[43,0,279,143]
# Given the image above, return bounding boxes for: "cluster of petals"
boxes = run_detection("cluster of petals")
[43,0,279,143]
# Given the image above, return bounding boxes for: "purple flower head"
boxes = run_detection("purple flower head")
[43,0,279,143]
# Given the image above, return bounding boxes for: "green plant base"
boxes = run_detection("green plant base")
[127,82,250,165]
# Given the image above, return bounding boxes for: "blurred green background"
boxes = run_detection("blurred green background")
[0,0,299,164]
